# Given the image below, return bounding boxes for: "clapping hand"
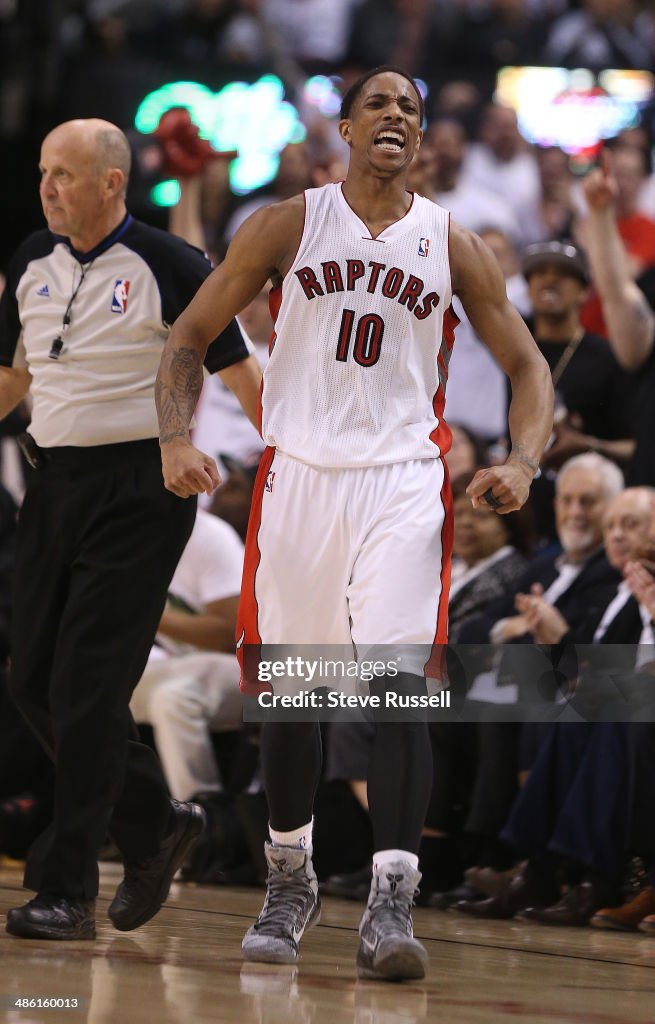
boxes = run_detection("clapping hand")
[624,560,655,619]
[514,584,570,644]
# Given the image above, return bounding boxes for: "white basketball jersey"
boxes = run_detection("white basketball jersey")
[261,182,457,467]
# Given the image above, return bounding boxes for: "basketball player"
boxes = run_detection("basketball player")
[155,67,553,981]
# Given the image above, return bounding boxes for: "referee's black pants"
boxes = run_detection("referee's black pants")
[8,439,196,901]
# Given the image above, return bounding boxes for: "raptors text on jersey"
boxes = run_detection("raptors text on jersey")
[261,183,458,467]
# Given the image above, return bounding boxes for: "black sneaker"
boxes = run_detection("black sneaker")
[108,800,205,931]
[6,895,96,940]
[357,861,428,981]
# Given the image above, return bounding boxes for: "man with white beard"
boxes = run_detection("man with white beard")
[461,452,625,650]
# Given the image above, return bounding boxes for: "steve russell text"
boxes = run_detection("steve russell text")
[257,691,451,709]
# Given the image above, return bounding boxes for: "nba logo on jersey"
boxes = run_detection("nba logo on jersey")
[111,279,130,314]
[265,470,275,493]
[418,237,430,257]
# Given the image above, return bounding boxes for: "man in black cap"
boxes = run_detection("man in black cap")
[522,240,635,473]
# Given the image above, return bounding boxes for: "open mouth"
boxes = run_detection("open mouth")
[374,129,405,153]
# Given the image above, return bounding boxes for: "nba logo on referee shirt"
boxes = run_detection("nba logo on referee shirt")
[111,279,130,313]
[418,238,430,257]
[265,470,275,493]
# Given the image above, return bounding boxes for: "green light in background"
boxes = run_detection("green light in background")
[151,179,181,207]
[135,76,306,196]
[231,154,279,196]
[290,122,307,144]
[135,82,216,136]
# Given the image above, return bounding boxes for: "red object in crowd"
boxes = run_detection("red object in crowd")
[155,107,237,177]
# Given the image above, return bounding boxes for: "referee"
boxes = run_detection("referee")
[0,118,261,940]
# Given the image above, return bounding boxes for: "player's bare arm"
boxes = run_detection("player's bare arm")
[156,196,305,498]
[583,154,654,372]
[0,366,31,419]
[450,222,553,513]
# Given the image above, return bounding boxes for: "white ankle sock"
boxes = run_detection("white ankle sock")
[269,819,313,850]
[373,849,419,871]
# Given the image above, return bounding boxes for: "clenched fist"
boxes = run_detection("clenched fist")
[161,437,221,498]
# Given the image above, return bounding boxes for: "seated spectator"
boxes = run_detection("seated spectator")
[461,452,623,648]
[591,560,655,934]
[455,487,655,925]
[429,454,622,906]
[449,472,531,642]
[445,423,490,483]
[209,453,260,543]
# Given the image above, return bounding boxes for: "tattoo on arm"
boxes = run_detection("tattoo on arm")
[155,347,204,444]
[509,443,540,474]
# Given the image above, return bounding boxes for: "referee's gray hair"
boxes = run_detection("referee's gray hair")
[556,452,624,501]
[95,127,131,196]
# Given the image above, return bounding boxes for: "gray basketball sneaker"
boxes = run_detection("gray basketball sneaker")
[357,861,428,981]
[242,843,321,963]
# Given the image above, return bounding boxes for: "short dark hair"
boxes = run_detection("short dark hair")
[340,65,424,123]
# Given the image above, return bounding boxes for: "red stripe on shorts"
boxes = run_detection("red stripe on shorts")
[424,458,453,680]
[237,445,275,694]
[429,304,459,457]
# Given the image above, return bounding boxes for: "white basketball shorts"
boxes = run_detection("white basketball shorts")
[237,448,453,690]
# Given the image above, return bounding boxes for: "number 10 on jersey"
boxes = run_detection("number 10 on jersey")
[336,309,385,367]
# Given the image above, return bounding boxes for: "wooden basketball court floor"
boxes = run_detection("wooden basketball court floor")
[1,861,655,1024]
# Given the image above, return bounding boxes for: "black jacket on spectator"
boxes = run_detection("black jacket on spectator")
[458,547,621,647]
[501,590,647,880]
[449,548,528,644]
